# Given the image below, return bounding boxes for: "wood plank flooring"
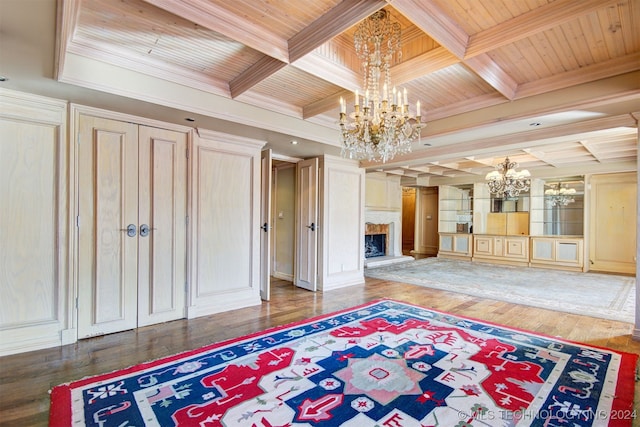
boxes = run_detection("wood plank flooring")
[1,277,638,426]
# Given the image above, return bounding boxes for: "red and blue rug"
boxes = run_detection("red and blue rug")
[50,299,637,426]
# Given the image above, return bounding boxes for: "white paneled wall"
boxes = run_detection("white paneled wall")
[188,129,265,317]
[0,89,73,356]
[318,156,365,290]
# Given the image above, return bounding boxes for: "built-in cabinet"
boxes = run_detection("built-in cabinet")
[473,235,529,266]
[438,180,586,269]
[438,184,472,259]
[438,233,472,259]
[530,236,584,271]
[439,184,473,233]
[438,174,636,274]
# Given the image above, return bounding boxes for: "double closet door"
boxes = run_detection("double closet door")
[77,115,187,338]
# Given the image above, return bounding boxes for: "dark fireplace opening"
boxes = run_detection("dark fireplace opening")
[365,234,386,258]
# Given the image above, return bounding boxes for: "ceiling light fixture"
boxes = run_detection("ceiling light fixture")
[545,183,576,206]
[339,10,425,163]
[485,157,531,198]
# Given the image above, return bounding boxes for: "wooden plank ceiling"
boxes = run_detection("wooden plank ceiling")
[58,0,639,179]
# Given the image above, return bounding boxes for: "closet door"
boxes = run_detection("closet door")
[77,116,139,337]
[77,116,187,338]
[137,126,187,326]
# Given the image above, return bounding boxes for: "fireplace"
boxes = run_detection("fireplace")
[365,223,389,258]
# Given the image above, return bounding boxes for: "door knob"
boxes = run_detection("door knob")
[121,224,137,237]
[140,224,156,237]
[306,223,316,232]
[260,222,269,232]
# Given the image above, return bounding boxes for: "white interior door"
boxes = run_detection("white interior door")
[260,149,272,300]
[295,158,318,291]
[78,115,187,337]
[78,116,139,338]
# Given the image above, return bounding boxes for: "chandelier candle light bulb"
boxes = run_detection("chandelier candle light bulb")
[339,10,426,163]
[545,184,576,206]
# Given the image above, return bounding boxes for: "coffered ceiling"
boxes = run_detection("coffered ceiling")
[4,0,640,184]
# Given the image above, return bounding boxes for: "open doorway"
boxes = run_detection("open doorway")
[402,187,416,256]
[270,160,297,283]
[405,186,439,258]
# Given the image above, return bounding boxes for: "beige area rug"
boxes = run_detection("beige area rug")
[365,257,636,323]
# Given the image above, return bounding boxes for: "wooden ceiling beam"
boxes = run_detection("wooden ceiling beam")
[229,56,287,99]
[288,0,385,63]
[404,166,431,174]
[383,168,409,176]
[294,52,360,92]
[399,166,420,177]
[300,48,459,118]
[303,89,350,119]
[141,0,289,62]
[515,53,640,99]
[391,47,460,83]
[465,157,495,167]
[465,0,620,58]
[522,148,560,168]
[390,0,469,59]
[463,54,518,100]
[440,164,479,175]
[232,0,385,103]
[427,93,507,121]
[360,114,635,169]
[579,140,603,163]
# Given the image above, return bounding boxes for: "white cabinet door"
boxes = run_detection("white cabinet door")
[77,115,186,337]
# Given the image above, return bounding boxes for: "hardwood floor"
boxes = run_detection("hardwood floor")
[1,277,638,426]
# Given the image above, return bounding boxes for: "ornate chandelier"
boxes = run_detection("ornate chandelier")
[485,157,531,198]
[545,184,576,206]
[339,10,425,163]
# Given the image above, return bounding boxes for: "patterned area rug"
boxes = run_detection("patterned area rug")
[365,258,636,323]
[49,299,637,426]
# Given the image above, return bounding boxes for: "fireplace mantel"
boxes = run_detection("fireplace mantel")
[364,210,402,257]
